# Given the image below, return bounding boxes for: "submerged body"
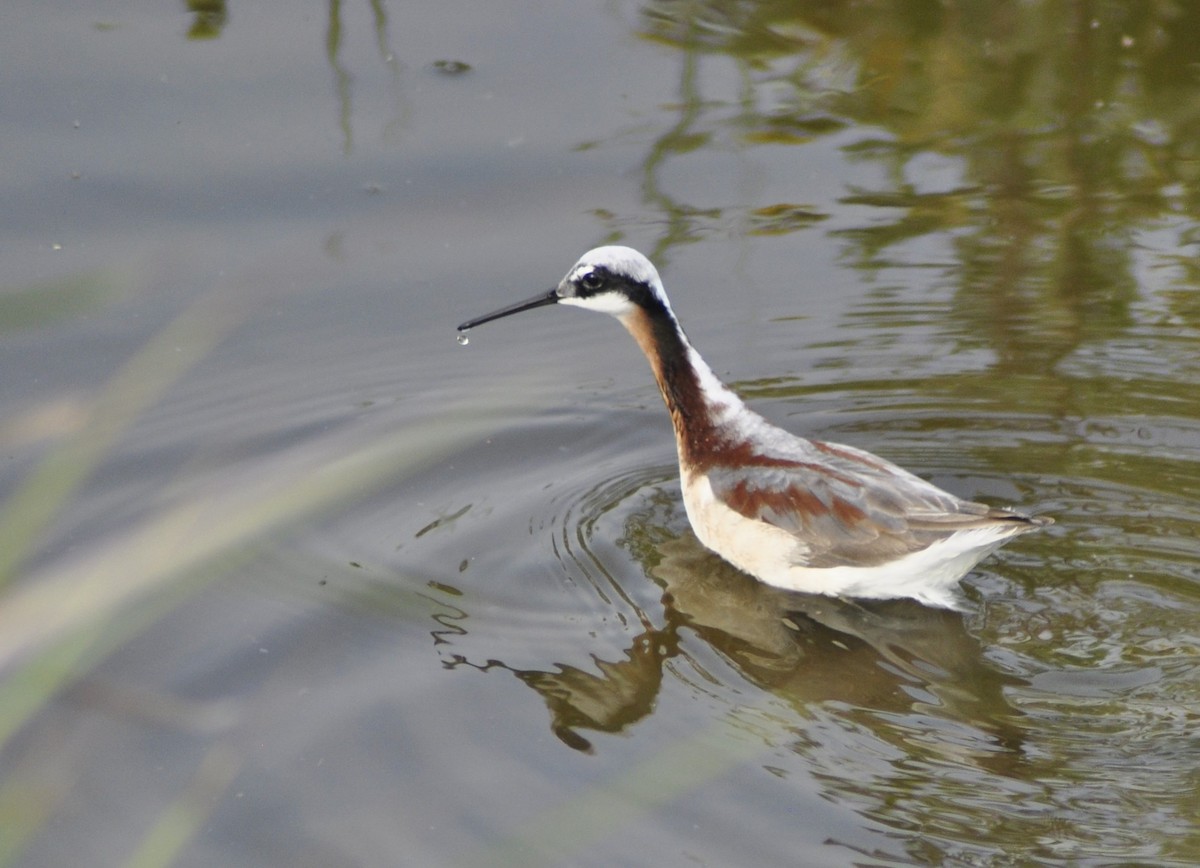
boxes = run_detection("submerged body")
[459,246,1050,608]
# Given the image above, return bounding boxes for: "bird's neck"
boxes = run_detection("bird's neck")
[618,305,751,469]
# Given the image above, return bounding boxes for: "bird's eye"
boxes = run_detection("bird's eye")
[579,271,604,292]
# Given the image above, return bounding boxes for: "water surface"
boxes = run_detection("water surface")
[2,2,1199,866]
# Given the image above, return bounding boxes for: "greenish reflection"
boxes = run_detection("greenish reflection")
[632,1,1200,251]
[185,0,227,40]
[326,0,403,154]
[623,1,1200,329]
[612,0,1200,514]
[0,272,128,333]
[189,0,402,153]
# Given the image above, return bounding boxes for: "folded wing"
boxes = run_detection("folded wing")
[707,438,1045,568]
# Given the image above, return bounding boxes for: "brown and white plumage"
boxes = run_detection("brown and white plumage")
[458,246,1051,608]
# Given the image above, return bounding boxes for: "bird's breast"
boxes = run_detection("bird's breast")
[680,470,811,580]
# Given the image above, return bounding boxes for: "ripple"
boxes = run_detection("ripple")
[541,462,677,611]
[308,374,1200,862]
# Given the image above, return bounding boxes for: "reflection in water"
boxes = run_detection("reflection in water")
[324,0,404,154]
[436,471,1029,773]
[185,1,228,40]
[184,0,405,151]
[514,630,671,754]
[632,2,1200,242]
[428,427,1197,861]
[619,0,1200,418]
[512,527,1026,770]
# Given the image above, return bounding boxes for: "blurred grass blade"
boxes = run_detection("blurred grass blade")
[0,287,252,587]
[0,399,518,678]
[122,744,243,868]
[0,270,128,333]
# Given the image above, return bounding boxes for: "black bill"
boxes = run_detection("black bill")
[457,288,559,332]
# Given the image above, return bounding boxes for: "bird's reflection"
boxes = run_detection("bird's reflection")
[505,530,1027,764]
[514,630,673,754]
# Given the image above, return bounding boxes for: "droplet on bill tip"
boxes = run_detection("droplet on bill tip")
[456,331,470,346]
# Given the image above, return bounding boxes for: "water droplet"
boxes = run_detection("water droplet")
[456,332,470,346]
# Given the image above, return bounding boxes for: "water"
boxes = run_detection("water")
[2,2,1200,866]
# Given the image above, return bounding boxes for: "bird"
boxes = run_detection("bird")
[457,246,1051,608]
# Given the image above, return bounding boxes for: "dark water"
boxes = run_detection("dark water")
[2,2,1199,866]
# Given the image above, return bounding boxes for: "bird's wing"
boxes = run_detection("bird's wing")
[706,439,1034,568]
